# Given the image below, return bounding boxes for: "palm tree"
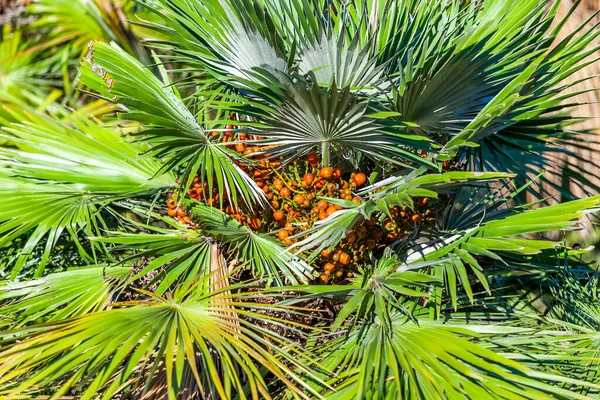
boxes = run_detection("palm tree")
[2,0,600,398]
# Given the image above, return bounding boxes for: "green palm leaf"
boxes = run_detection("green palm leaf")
[189,200,314,285]
[298,33,385,90]
[29,0,147,59]
[93,226,213,296]
[314,314,597,400]
[79,41,266,208]
[0,277,322,399]
[0,25,57,105]
[406,194,600,311]
[256,79,434,168]
[0,111,174,278]
[0,265,129,327]
[293,171,513,257]
[140,0,288,85]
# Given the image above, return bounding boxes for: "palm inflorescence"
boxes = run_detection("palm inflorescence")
[2,0,600,399]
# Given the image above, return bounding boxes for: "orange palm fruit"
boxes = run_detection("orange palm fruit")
[250,217,262,229]
[320,167,333,179]
[273,210,284,221]
[278,230,289,241]
[353,173,367,186]
[339,252,350,265]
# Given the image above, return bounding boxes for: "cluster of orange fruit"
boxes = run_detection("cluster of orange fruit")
[165,125,437,284]
[314,198,435,284]
[166,197,196,227]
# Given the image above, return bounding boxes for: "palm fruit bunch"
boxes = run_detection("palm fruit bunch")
[164,119,446,284]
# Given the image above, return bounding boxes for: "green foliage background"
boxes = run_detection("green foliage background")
[1,0,600,399]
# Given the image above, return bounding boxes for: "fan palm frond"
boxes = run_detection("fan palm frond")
[93,228,213,296]
[298,33,385,91]
[293,171,513,256]
[29,0,147,59]
[255,78,434,168]
[141,0,288,86]
[405,194,600,310]
[313,313,596,400]
[0,25,57,105]
[0,275,322,400]
[189,200,314,285]
[0,265,129,327]
[0,110,174,278]
[79,41,266,208]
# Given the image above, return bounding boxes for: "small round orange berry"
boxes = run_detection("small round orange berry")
[273,210,284,221]
[303,173,315,185]
[353,173,367,186]
[250,217,262,229]
[235,143,246,152]
[278,230,289,241]
[280,187,291,198]
[339,252,350,265]
[320,167,333,179]
[333,168,341,180]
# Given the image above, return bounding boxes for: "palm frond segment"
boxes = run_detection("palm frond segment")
[316,315,596,400]
[93,227,213,296]
[0,111,174,278]
[29,0,147,58]
[0,266,129,327]
[0,26,57,105]
[0,278,320,400]
[79,41,266,208]
[294,171,513,256]
[409,195,600,265]
[141,0,288,85]
[257,79,433,168]
[189,201,314,285]
[298,33,385,90]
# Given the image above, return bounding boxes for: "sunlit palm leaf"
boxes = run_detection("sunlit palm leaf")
[287,251,442,330]
[408,195,600,264]
[0,276,322,400]
[406,195,600,310]
[0,265,129,327]
[0,111,174,278]
[79,41,265,208]
[140,0,288,85]
[298,33,385,90]
[0,25,57,105]
[93,227,213,296]
[256,79,434,168]
[314,314,595,400]
[294,171,513,256]
[189,200,314,285]
[29,0,147,59]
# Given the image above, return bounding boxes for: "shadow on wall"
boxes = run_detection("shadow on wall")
[551,0,600,200]
[545,1,600,250]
